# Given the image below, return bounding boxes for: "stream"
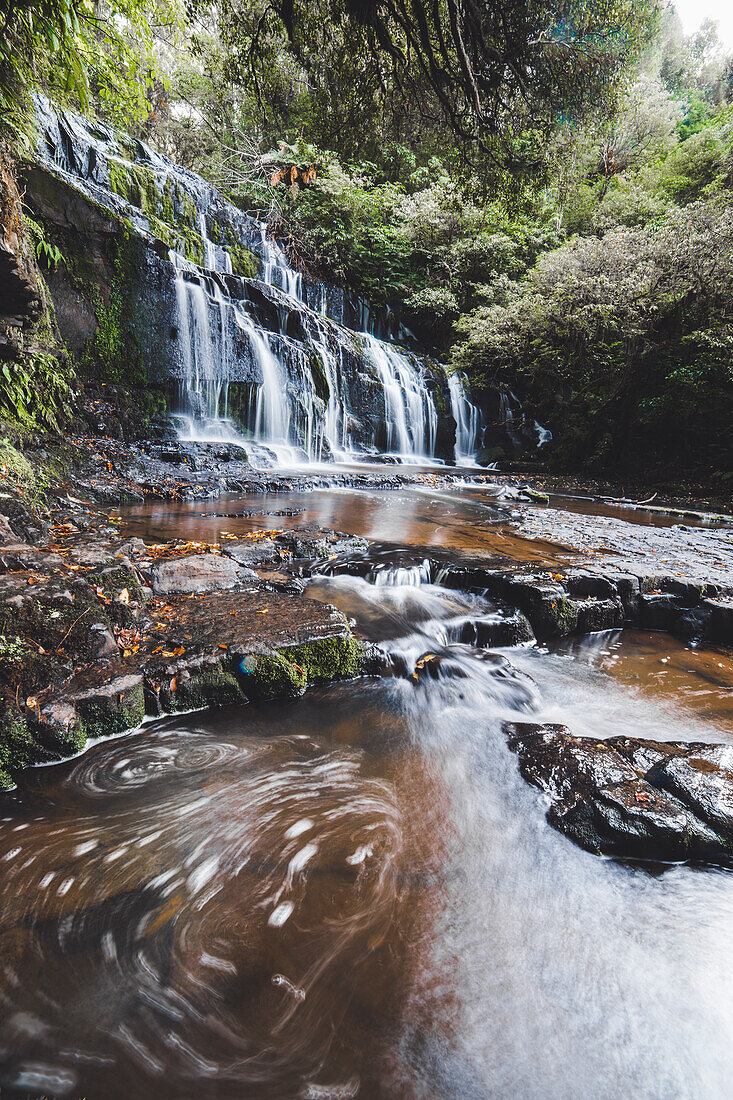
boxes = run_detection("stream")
[0,485,732,1098]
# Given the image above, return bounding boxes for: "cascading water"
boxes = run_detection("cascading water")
[447,372,480,464]
[361,333,438,460]
[259,221,303,301]
[33,97,562,469]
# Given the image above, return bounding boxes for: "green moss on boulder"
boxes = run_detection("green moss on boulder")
[240,651,308,700]
[169,666,245,711]
[0,709,37,789]
[284,635,364,681]
[309,352,331,403]
[549,596,580,636]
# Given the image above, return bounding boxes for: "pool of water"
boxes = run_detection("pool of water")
[117,485,573,565]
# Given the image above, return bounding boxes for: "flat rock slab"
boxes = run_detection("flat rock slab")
[505,722,733,866]
[141,587,351,672]
[149,553,255,595]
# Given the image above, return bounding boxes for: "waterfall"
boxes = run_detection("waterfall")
[447,373,479,465]
[33,98,457,468]
[259,223,303,300]
[535,421,552,449]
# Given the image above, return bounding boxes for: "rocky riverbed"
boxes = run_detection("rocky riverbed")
[1,433,732,870]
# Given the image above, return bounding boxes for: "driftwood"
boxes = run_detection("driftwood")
[601,492,658,507]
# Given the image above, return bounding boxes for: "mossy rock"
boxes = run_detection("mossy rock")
[523,488,550,504]
[0,591,115,688]
[168,666,245,711]
[108,159,160,216]
[282,635,364,682]
[239,651,308,700]
[549,596,580,636]
[87,564,143,625]
[0,709,39,788]
[309,352,331,403]
[228,243,259,279]
[76,685,144,740]
[44,717,88,757]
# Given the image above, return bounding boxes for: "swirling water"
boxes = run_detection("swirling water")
[1,515,733,1096]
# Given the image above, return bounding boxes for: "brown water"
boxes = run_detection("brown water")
[2,489,733,1098]
[116,486,572,565]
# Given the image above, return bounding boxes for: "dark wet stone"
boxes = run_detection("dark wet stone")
[505,723,730,865]
[653,746,733,841]
[702,598,733,644]
[638,592,684,631]
[224,539,279,568]
[88,622,118,658]
[575,597,624,633]
[450,610,534,648]
[565,572,617,600]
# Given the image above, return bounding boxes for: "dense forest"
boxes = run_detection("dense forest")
[1,0,732,478]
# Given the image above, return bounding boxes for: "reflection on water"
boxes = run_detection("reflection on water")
[2,496,733,1097]
[118,487,572,565]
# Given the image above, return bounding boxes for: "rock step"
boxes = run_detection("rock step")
[436,564,733,644]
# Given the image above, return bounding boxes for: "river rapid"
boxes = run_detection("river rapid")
[1,483,732,1099]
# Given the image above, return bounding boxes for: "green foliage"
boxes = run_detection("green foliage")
[284,155,554,346]
[23,212,65,270]
[0,352,73,434]
[0,0,174,139]
[86,228,146,387]
[0,709,37,788]
[0,634,30,665]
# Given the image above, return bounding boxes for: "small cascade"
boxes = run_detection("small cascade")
[535,421,552,449]
[362,334,438,460]
[259,222,303,300]
[447,373,480,465]
[372,559,432,587]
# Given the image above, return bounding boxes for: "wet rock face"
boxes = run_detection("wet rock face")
[505,723,733,866]
[439,563,733,645]
[0,157,41,330]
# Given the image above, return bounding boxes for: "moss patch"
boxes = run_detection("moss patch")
[43,718,88,758]
[549,596,580,636]
[240,651,308,700]
[227,242,259,278]
[283,635,364,681]
[0,709,37,788]
[169,667,245,711]
[76,685,144,739]
[85,226,146,386]
[309,352,331,403]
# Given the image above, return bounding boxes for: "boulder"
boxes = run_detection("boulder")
[505,723,732,865]
[224,539,279,568]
